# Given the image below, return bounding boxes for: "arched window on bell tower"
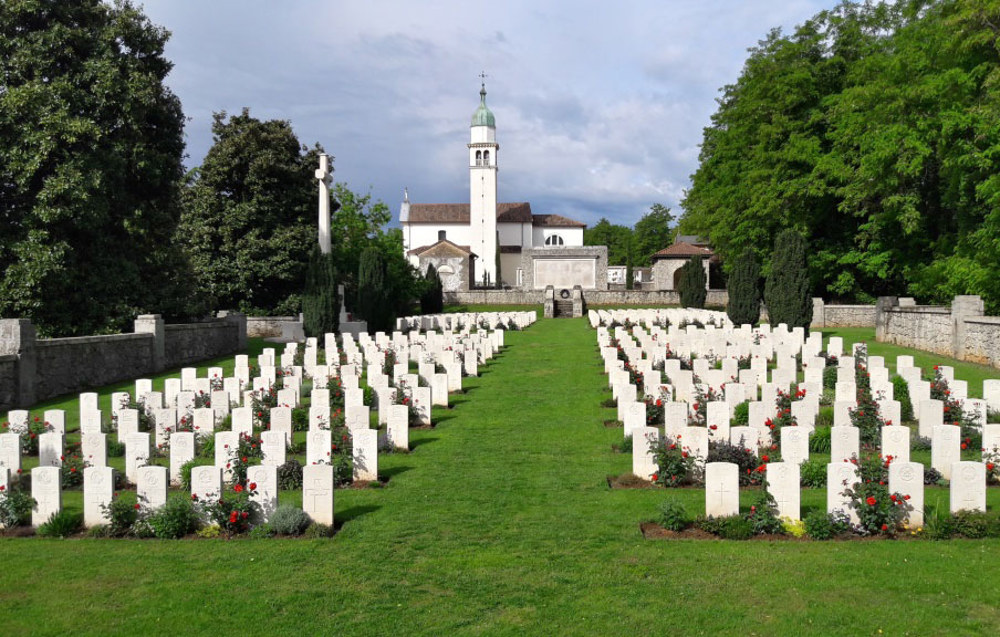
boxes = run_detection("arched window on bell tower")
[475,150,482,166]
[483,150,490,166]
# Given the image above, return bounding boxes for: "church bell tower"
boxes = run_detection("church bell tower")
[469,81,498,286]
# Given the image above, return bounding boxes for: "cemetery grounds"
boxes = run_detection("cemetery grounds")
[1,316,1000,635]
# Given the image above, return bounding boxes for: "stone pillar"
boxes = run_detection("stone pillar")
[217,311,247,351]
[572,286,584,319]
[316,154,332,255]
[874,297,898,344]
[543,286,555,319]
[952,295,984,362]
[134,314,165,373]
[0,319,36,407]
[811,298,825,329]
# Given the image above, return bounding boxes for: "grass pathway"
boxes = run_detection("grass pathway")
[3,319,1000,635]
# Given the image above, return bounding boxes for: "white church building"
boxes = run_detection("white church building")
[401,83,598,291]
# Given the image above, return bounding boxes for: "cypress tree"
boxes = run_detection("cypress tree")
[302,247,340,337]
[356,247,388,333]
[678,255,707,308]
[726,249,761,326]
[420,263,444,314]
[764,229,813,328]
[625,246,635,290]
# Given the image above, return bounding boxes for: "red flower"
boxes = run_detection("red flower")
[961,443,968,450]
[988,463,995,472]
[881,524,888,532]
[904,495,911,500]
[234,484,244,493]
[241,511,249,519]
[248,482,257,491]
[229,511,238,524]
[761,455,770,463]
[651,473,658,481]
[866,496,877,507]
[191,494,198,501]
[134,504,141,510]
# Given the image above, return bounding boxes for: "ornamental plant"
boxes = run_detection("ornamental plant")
[706,440,764,486]
[0,484,35,528]
[650,434,698,487]
[763,228,812,329]
[99,492,139,537]
[227,432,264,487]
[1,416,54,455]
[199,481,260,535]
[725,249,761,326]
[60,451,89,489]
[689,383,723,428]
[677,255,707,309]
[930,367,979,448]
[842,453,911,536]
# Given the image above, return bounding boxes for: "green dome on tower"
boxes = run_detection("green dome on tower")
[470,83,495,127]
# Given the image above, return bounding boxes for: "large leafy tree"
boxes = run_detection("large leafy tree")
[0,0,189,335]
[681,0,1000,313]
[177,109,323,315]
[633,204,676,266]
[584,218,634,265]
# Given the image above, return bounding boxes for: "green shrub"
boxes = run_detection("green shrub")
[101,493,139,537]
[179,459,203,491]
[277,459,304,491]
[816,406,834,429]
[302,247,340,337]
[303,522,334,538]
[0,487,36,528]
[659,498,690,531]
[823,365,837,391]
[199,434,215,459]
[270,504,312,536]
[809,426,831,454]
[698,515,753,540]
[706,440,761,486]
[248,523,274,539]
[107,439,126,457]
[146,494,201,539]
[924,466,943,485]
[732,401,749,427]
[197,524,221,538]
[726,249,761,326]
[950,511,1000,539]
[677,255,707,309]
[803,510,851,540]
[37,510,83,538]
[420,262,444,314]
[764,229,812,329]
[747,491,784,535]
[616,435,633,453]
[800,459,827,488]
[292,408,309,432]
[891,375,914,422]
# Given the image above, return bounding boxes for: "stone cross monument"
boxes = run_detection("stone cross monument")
[315,154,332,254]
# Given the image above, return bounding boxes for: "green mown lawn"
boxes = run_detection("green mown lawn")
[2,319,1000,635]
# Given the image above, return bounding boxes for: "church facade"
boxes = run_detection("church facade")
[400,84,592,291]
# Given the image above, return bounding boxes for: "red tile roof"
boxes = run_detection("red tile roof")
[650,242,714,260]
[406,239,474,257]
[532,214,586,228]
[407,202,534,224]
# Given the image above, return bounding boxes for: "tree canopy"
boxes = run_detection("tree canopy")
[681,0,1000,312]
[584,204,676,267]
[0,0,189,335]
[177,109,323,316]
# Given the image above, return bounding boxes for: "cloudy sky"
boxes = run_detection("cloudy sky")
[139,0,842,228]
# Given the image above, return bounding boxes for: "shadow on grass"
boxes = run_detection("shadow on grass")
[434,412,458,425]
[335,504,381,527]
[380,465,413,479]
[408,436,439,450]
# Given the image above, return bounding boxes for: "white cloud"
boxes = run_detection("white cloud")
[139,0,837,227]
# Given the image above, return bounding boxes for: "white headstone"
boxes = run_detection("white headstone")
[261,430,286,467]
[730,427,760,455]
[780,427,809,465]
[231,407,253,439]
[215,431,239,482]
[830,426,860,463]
[705,462,739,517]
[31,466,61,527]
[387,405,410,450]
[632,427,660,481]
[81,433,107,468]
[889,461,924,527]
[39,432,62,467]
[193,407,215,439]
[950,461,986,513]
[766,462,800,521]
[352,428,378,482]
[43,409,65,435]
[307,429,332,466]
[881,426,910,464]
[826,462,860,525]
[412,387,431,426]
[919,400,944,438]
[0,433,19,475]
[932,425,961,480]
[191,465,222,503]
[302,464,334,526]
[247,464,278,522]
[170,432,195,485]
[83,466,114,527]
[270,407,293,446]
[137,465,168,510]
[80,409,103,435]
[124,432,150,483]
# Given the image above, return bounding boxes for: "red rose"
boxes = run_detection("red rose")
[881,524,888,531]
[866,496,877,507]
[229,511,238,524]
[234,484,244,493]
[988,463,995,472]
[651,473,658,481]
[134,504,141,510]
[249,482,257,491]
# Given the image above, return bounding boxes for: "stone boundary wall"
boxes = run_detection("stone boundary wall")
[810,299,878,328]
[35,333,155,401]
[247,316,299,338]
[444,289,730,307]
[0,312,246,410]
[875,295,1000,369]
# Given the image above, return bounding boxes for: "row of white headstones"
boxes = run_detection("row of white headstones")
[1,311,536,530]
[594,309,1000,525]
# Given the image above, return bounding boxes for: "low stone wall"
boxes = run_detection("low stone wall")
[811,300,878,328]
[0,312,247,410]
[35,333,155,401]
[957,316,1000,368]
[874,295,1000,369]
[444,290,544,306]
[164,321,241,368]
[247,316,299,338]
